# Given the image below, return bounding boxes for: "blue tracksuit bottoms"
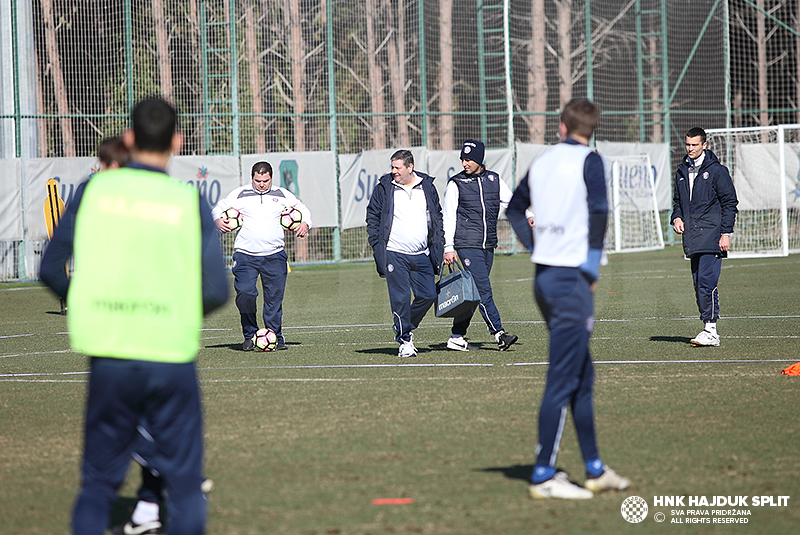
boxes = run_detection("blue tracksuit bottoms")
[385,250,437,343]
[533,265,600,470]
[233,250,288,343]
[690,253,722,323]
[72,358,205,535]
[451,247,503,336]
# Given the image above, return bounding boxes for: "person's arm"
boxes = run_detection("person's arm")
[717,165,739,243]
[671,169,684,233]
[212,189,237,233]
[286,193,312,238]
[365,181,384,248]
[579,152,608,282]
[442,181,459,263]
[40,182,87,299]
[199,195,229,315]
[507,173,534,252]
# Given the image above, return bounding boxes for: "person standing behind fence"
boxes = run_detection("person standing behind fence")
[366,149,444,357]
[442,139,519,352]
[507,98,630,500]
[671,127,738,347]
[39,96,229,534]
[213,161,312,351]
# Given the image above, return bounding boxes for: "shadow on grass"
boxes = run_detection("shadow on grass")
[204,341,302,351]
[649,335,692,344]
[477,464,533,482]
[356,341,496,356]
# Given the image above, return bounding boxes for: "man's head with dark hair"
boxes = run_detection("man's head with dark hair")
[251,161,273,178]
[560,98,601,140]
[390,149,414,168]
[97,136,131,170]
[130,97,178,153]
[686,127,707,143]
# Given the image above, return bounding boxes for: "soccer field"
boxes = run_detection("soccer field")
[2,248,799,534]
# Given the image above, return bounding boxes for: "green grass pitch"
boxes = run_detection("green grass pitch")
[2,248,799,534]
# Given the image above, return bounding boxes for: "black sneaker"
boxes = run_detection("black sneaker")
[122,519,162,535]
[496,331,518,351]
[242,338,255,351]
[275,342,288,351]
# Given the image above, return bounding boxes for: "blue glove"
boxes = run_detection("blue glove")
[578,248,602,282]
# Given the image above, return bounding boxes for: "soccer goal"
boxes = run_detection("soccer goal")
[605,154,665,254]
[706,124,800,257]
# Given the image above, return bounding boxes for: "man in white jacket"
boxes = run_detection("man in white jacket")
[214,161,312,350]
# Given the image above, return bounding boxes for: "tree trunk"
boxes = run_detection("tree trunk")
[41,0,75,157]
[756,0,769,129]
[555,0,572,107]
[34,46,48,157]
[366,0,386,149]
[439,0,454,149]
[188,0,205,154]
[526,0,547,143]
[797,0,800,124]
[387,0,409,147]
[245,5,266,153]
[153,0,173,101]
[287,0,306,152]
[648,36,661,142]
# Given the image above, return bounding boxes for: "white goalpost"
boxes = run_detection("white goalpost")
[605,154,665,254]
[706,124,800,258]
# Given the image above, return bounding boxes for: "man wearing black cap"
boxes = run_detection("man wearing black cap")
[442,139,519,351]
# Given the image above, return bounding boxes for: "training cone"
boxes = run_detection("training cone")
[781,362,800,376]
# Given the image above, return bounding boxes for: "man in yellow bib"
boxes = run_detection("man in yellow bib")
[40,97,228,535]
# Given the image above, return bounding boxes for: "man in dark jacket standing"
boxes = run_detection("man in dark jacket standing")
[442,139,519,351]
[366,149,444,357]
[671,127,738,347]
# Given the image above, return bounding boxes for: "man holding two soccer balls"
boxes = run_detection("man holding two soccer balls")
[214,161,312,351]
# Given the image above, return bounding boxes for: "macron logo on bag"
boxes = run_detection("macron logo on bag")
[438,294,460,311]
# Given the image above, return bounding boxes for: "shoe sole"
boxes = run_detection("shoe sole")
[690,340,720,347]
[584,480,631,492]
[447,341,472,352]
[528,485,593,500]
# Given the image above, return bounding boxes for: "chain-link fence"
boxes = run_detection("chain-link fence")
[4,0,800,159]
[3,0,800,279]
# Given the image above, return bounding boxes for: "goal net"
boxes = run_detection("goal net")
[706,125,800,257]
[606,154,664,254]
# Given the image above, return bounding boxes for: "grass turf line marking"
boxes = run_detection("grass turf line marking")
[204,363,495,371]
[507,358,798,366]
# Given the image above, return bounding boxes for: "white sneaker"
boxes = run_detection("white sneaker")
[398,334,417,357]
[528,471,593,500]
[584,466,631,493]
[446,336,478,351]
[691,329,720,347]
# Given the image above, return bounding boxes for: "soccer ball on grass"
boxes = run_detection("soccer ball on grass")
[280,206,302,231]
[253,328,278,352]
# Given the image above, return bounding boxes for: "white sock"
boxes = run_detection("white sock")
[131,501,160,525]
[705,322,717,335]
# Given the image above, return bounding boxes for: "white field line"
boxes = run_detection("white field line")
[1,358,796,383]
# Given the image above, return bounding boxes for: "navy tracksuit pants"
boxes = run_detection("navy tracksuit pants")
[690,253,722,322]
[72,358,205,535]
[233,250,288,343]
[385,250,437,343]
[533,265,599,470]
[451,247,504,337]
